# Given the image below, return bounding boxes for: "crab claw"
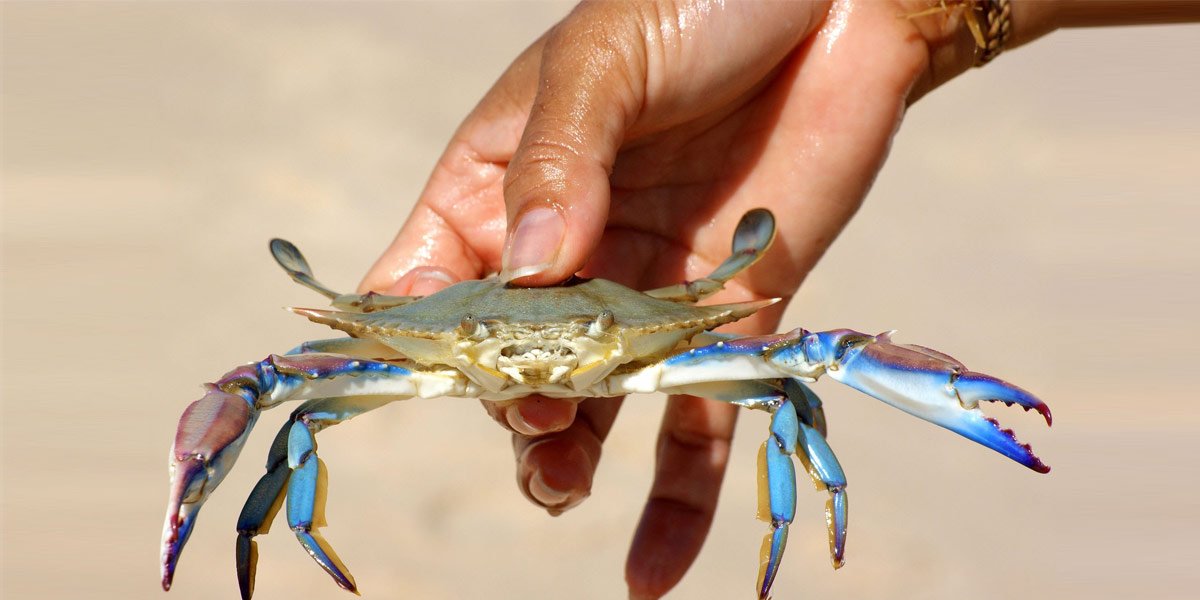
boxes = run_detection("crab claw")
[778,330,1051,473]
[161,387,257,590]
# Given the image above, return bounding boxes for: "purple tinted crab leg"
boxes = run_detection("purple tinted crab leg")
[237,338,401,598]
[643,209,776,302]
[161,351,463,591]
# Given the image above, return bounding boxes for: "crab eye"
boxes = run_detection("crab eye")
[597,310,614,330]
[459,314,488,340]
[586,310,615,338]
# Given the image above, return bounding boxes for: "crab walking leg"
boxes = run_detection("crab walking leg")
[756,394,798,599]
[607,328,1051,472]
[235,412,293,600]
[285,396,398,595]
[668,380,847,599]
[779,380,847,569]
[235,396,398,599]
[161,352,465,591]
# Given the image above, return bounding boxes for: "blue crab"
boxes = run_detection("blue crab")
[160,209,1051,599]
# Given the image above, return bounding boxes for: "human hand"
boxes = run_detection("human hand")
[359,1,1066,597]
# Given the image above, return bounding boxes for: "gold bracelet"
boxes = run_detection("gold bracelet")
[904,0,1013,67]
[973,0,1012,66]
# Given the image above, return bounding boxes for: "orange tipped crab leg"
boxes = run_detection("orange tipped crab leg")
[664,379,847,600]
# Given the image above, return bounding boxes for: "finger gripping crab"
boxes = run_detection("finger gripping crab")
[161,209,1051,599]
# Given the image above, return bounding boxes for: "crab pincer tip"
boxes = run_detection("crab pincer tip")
[161,453,213,593]
[160,521,184,591]
[984,417,1051,473]
[160,510,188,591]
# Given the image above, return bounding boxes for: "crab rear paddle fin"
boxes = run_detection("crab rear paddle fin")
[644,208,776,302]
[270,238,419,312]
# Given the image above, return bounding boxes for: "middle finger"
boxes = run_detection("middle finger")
[511,396,624,514]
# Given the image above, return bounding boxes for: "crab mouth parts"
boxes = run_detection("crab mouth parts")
[497,343,579,384]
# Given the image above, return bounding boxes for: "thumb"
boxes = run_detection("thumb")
[499,3,647,285]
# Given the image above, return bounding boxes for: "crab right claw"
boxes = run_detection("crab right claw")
[770,329,1052,473]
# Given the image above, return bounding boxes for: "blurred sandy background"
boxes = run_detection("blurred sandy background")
[3,3,1198,599]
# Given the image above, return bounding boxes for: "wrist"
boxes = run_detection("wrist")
[902,0,1061,67]
[906,0,1200,67]
[899,0,1060,100]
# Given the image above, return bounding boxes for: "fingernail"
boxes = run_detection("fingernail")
[409,270,456,296]
[501,205,564,282]
[384,267,457,296]
[507,398,576,436]
[629,593,657,600]
[506,404,539,436]
[529,469,573,509]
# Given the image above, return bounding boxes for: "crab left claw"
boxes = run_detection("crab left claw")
[161,387,258,590]
[777,330,1052,472]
